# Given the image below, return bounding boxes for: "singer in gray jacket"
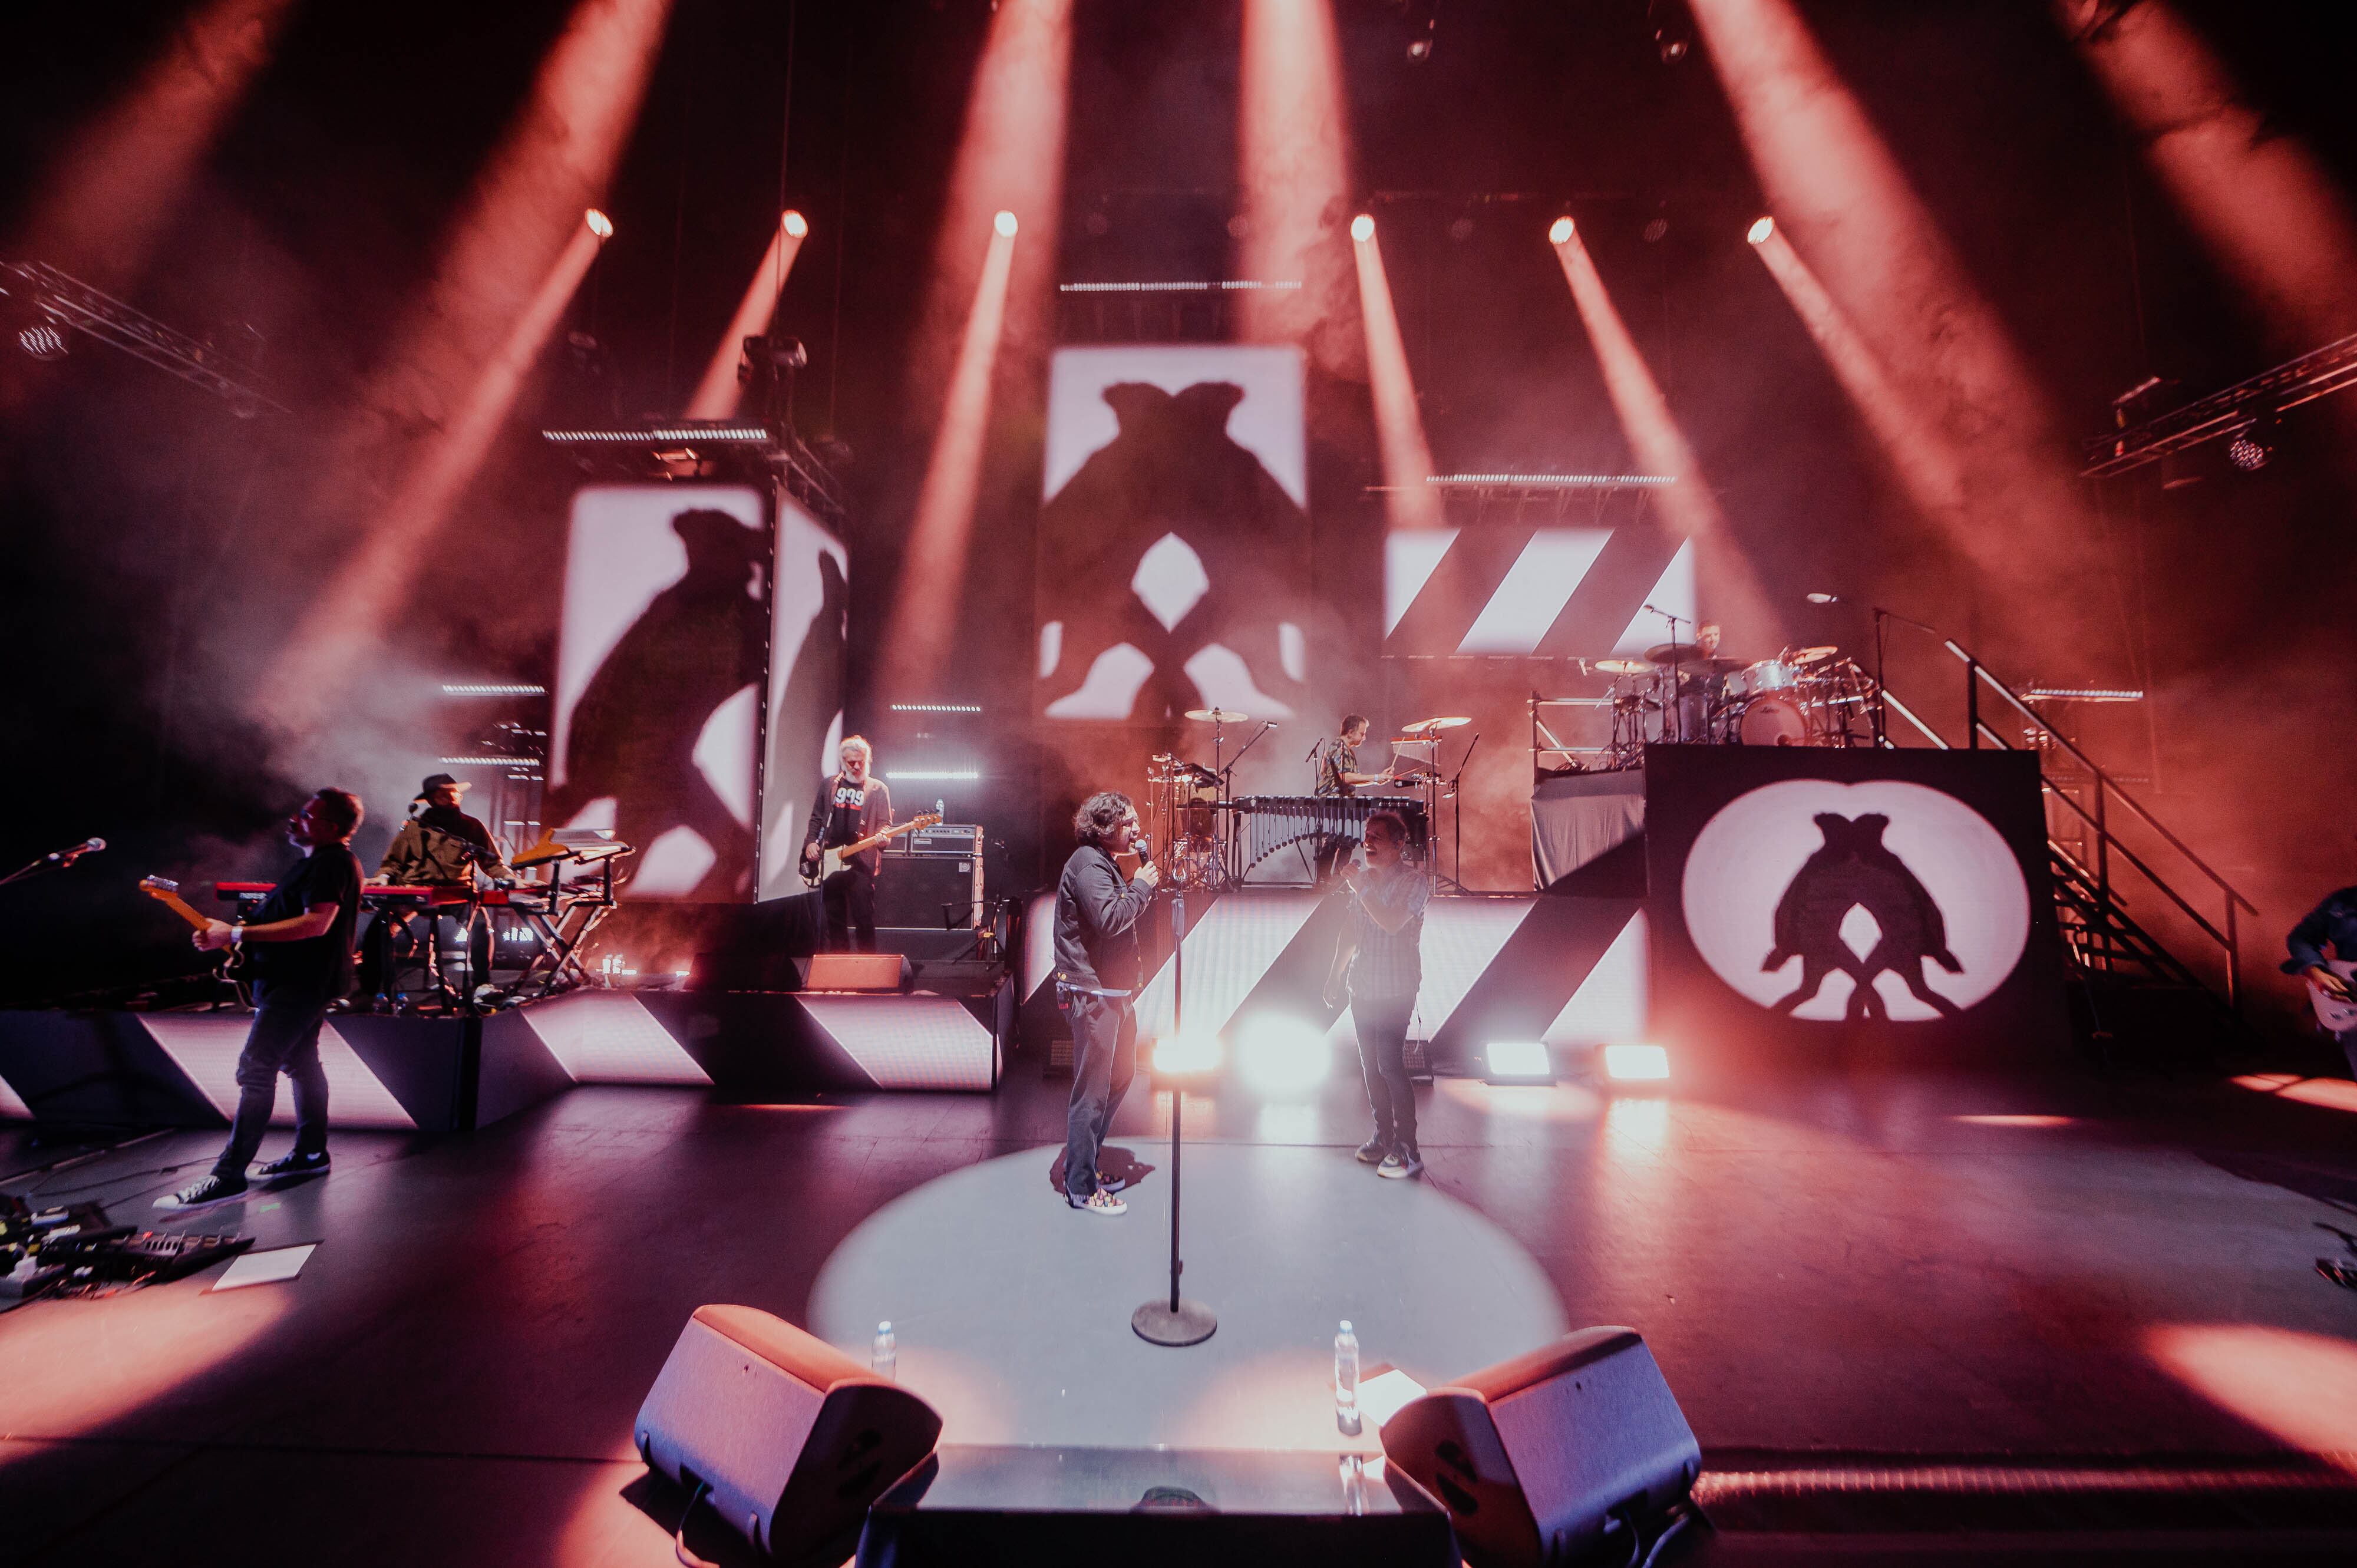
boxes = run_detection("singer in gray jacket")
[1052,791,1160,1215]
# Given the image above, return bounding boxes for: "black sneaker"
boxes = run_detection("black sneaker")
[252,1150,330,1180]
[1377,1147,1424,1180]
[154,1173,249,1211]
[1355,1137,1389,1164]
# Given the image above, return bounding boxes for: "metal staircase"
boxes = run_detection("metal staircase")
[1879,629,2258,1052]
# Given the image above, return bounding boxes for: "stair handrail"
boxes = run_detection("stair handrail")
[1874,609,2255,1011]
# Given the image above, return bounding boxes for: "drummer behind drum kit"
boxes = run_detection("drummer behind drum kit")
[1596,641,1879,769]
[1145,707,1455,890]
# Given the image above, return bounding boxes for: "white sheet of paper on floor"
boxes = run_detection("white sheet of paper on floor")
[209,1244,317,1292]
[1357,1365,1427,1431]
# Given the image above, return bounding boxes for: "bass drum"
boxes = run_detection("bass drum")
[1738,691,1815,746]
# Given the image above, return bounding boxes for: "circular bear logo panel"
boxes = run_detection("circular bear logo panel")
[1679,780,2031,1022]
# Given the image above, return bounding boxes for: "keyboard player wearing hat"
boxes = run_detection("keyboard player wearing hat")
[363,772,513,1009]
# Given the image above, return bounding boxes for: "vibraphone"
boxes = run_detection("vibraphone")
[1229,794,1430,876]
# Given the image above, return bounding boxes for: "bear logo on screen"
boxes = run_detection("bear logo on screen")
[1678,779,2031,1022]
[1762,813,1963,1021]
[1036,379,1310,722]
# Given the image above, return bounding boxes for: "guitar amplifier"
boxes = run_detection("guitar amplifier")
[880,825,985,929]
[905,822,985,857]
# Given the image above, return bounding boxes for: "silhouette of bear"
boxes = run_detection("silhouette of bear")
[544,508,766,900]
[1036,379,1310,722]
[1761,812,1965,1020]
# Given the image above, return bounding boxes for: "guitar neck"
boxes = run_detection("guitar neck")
[149,890,212,932]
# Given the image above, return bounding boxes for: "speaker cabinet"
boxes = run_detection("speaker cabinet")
[1378,1326,1698,1568]
[635,1304,942,1560]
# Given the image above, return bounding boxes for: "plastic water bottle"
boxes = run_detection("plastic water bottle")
[1335,1320,1361,1434]
[872,1320,896,1381]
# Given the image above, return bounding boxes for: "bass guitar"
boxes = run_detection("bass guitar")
[801,812,942,887]
[2307,957,2357,1034]
[140,874,244,975]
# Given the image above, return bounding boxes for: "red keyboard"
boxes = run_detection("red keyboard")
[213,882,544,908]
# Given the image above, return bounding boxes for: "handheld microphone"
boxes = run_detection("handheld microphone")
[53,837,105,866]
[1806,592,1840,604]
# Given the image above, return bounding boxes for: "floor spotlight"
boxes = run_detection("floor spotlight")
[782,209,808,239]
[1151,1030,1223,1078]
[1602,1043,1671,1081]
[1351,212,1376,243]
[1483,1041,1556,1086]
[585,208,614,240]
[1549,216,1575,246]
[993,209,1019,238]
[1747,216,1775,245]
[16,322,68,361]
[1235,1012,1331,1098]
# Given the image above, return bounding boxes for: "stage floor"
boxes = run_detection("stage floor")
[8,1057,2357,1563]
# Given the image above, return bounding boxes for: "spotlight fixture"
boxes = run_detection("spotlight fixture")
[1643,216,1670,243]
[16,322,68,361]
[1650,0,1693,64]
[585,208,614,239]
[2227,418,2275,471]
[993,209,1019,237]
[1483,1041,1556,1087]
[1747,216,1775,245]
[1350,213,1376,243]
[1548,216,1575,245]
[782,210,808,238]
[1602,1043,1671,1082]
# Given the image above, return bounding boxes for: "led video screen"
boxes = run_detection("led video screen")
[1035,344,1313,723]
[546,485,767,900]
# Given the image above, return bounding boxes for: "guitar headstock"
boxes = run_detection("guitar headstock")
[916,811,943,830]
[140,875,179,896]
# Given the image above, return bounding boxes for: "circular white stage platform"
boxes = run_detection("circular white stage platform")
[809,1141,1566,1452]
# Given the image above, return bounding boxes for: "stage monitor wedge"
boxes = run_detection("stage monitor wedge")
[1379,1326,1698,1568]
[636,1304,942,1561]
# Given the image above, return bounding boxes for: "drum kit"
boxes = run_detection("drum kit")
[1598,642,1878,768]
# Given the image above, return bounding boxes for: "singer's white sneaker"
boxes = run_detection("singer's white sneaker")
[1069,1188,1127,1216]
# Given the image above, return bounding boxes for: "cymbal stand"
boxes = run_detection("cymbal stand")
[1436,731,1480,893]
[1643,603,1689,743]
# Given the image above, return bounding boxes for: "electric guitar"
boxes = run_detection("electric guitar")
[802,812,942,887]
[2307,957,2357,1034]
[140,875,244,975]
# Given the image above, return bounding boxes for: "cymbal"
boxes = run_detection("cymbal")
[1645,642,1702,667]
[1694,655,1747,674]
[1399,715,1471,735]
[1789,645,1839,666]
[1595,658,1650,675]
[1184,707,1249,723]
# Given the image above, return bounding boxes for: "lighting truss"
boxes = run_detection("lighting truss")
[1057,279,1303,293]
[0,259,287,416]
[2082,329,2357,477]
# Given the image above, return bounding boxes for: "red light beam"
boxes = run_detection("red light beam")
[258,0,675,730]
[1352,223,1442,530]
[878,226,1018,699]
[1239,0,1359,374]
[2058,0,2357,351]
[685,212,809,419]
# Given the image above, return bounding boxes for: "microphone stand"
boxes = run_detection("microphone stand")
[1133,885,1216,1347]
[0,844,103,889]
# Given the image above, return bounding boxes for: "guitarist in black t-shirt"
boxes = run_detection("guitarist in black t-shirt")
[159,788,366,1212]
